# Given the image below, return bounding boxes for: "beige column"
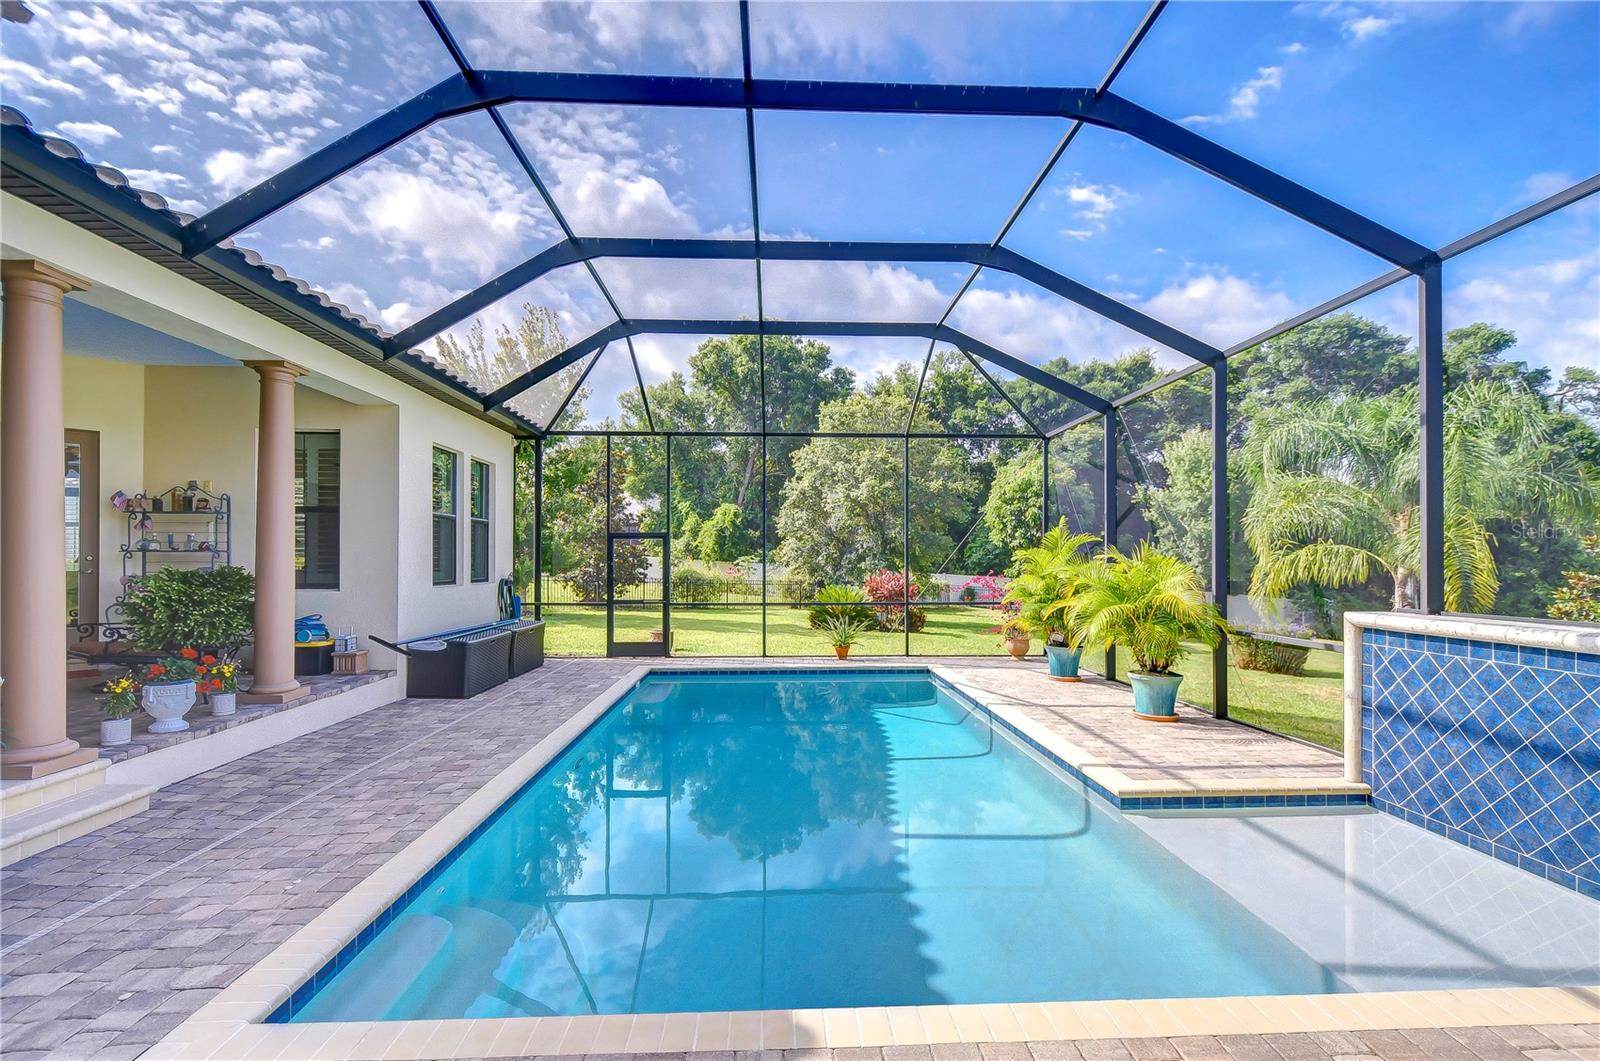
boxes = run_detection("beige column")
[241,360,308,704]
[1,260,97,779]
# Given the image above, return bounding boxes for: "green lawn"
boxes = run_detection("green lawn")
[542,608,1346,750]
[541,604,1007,657]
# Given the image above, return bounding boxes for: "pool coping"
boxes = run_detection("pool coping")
[148,663,1595,1060]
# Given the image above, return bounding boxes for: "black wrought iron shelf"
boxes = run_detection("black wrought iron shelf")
[120,486,232,584]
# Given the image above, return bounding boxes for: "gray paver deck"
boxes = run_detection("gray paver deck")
[937,663,1342,781]
[0,658,1572,1059]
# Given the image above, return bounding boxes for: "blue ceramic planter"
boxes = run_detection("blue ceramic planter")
[1129,671,1183,721]
[1044,644,1082,682]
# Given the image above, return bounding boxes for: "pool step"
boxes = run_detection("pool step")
[0,763,155,866]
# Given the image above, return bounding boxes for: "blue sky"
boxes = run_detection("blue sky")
[2,0,1595,425]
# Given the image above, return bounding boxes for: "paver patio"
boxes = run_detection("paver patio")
[0,659,1587,1059]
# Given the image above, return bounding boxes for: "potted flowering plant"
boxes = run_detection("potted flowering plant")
[997,617,1031,660]
[203,655,238,716]
[100,674,140,745]
[140,648,201,734]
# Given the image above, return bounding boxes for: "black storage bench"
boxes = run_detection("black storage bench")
[403,628,511,699]
[373,619,544,699]
[507,620,545,677]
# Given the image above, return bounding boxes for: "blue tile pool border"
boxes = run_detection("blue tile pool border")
[265,666,1367,1024]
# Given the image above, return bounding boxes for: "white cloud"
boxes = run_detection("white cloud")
[101,72,184,115]
[449,0,741,76]
[1139,274,1300,348]
[1447,251,1600,373]
[0,56,84,100]
[1280,41,1309,54]
[1298,3,1401,43]
[1055,180,1130,239]
[55,119,120,145]
[1182,66,1284,126]
[1343,14,1395,41]
[509,105,704,237]
[233,86,318,121]
[762,260,951,324]
[1521,171,1578,204]
[205,141,308,196]
[120,167,187,189]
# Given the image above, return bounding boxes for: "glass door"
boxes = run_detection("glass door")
[65,429,99,644]
[607,532,669,657]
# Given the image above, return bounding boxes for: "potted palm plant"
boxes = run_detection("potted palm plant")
[1005,523,1098,681]
[823,616,868,659]
[1067,544,1226,721]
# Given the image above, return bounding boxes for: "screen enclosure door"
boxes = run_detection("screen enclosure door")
[607,532,669,657]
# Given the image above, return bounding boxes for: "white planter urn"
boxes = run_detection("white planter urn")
[101,717,132,745]
[142,679,195,733]
[210,691,237,717]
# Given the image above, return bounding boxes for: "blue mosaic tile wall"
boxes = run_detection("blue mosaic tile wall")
[1362,628,1600,898]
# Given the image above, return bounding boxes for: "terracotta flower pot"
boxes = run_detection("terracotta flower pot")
[1005,636,1031,660]
[834,646,850,660]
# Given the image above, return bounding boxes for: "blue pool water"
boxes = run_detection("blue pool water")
[288,671,1346,1021]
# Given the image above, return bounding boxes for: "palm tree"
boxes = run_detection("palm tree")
[1066,543,1225,675]
[1003,522,1098,646]
[1242,378,1596,612]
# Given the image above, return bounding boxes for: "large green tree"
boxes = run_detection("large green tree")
[776,388,979,586]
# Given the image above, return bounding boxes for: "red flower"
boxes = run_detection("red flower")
[202,654,216,665]
[210,678,223,690]
[179,647,199,660]
[196,666,208,676]
[148,664,166,677]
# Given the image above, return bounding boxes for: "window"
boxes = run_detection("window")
[469,459,491,583]
[295,432,339,589]
[432,447,458,585]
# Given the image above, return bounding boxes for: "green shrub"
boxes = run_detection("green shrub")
[671,566,724,604]
[1230,632,1311,676]
[120,565,255,652]
[695,503,755,562]
[806,585,873,628]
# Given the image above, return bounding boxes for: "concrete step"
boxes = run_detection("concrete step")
[1,781,156,866]
[0,758,109,817]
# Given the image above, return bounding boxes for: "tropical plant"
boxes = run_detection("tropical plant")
[1242,379,1597,613]
[1005,523,1099,647]
[862,568,925,632]
[822,616,869,650]
[1549,534,1600,622]
[806,585,873,628]
[101,674,141,719]
[1067,544,1226,675]
[120,566,255,652]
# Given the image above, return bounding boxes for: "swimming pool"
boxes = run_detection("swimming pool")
[282,669,1357,1022]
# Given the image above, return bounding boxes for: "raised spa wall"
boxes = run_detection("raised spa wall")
[1343,611,1600,899]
